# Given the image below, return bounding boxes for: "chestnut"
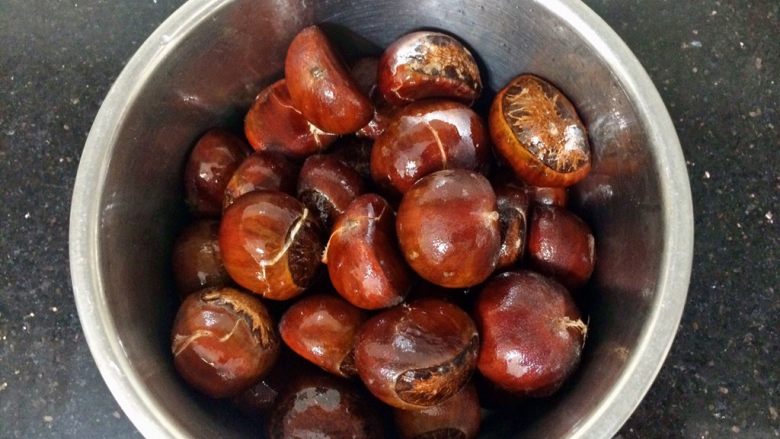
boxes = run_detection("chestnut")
[378,31,482,105]
[354,298,479,409]
[219,191,323,300]
[171,220,232,299]
[285,26,373,134]
[494,183,531,270]
[351,57,395,139]
[325,194,412,309]
[371,100,489,196]
[297,154,366,231]
[279,294,367,377]
[171,287,280,398]
[527,204,595,290]
[528,185,568,207]
[329,136,373,180]
[474,271,586,396]
[489,74,591,187]
[244,79,338,159]
[223,150,298,209]
[350,57,380,96]
[393,383,480,439]
[184,128,250,216]
[396,169,500,288]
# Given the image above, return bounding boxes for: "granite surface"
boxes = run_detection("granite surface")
[0,0,777,438]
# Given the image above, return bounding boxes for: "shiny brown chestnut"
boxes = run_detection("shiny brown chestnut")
[223,150,298,209]
[371,100,490,196]
[171,220,232,299]
[297,154,366,231]
[354,298,479,409]
[489,74,591,187]
[393,383,481,439]
[285,26,373,134]
[325,194,412,309]
[279,294,367,377]
[397,169,500,288]
[475,271,586,396]
[219,191,322,300]
[184,128,250,216]
[494,183,531,270]
[378,31,482,106]
[528,204,595,290]
[171,287,280,398]
[329,136,373,180]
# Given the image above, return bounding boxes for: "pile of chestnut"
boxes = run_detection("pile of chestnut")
[171,25,595,439]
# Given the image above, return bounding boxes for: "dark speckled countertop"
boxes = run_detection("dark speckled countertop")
[0,1,777,438]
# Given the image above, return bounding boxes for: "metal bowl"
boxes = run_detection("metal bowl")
[70,0,693,437]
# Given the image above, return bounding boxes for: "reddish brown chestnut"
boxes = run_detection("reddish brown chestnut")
[329,136,373,180]
[354,298,479,409]
[285,26,373,134]
[397,169,500,288]
[475,271,586,396]
[279,294,367,377]
[325,194,412,309]
[371,100,489,196]
[223,150,298,209]
[489,74,591,187]
[297,154,366,231]
[527,204,595,289]
[528,185,568,207]
[219,191,323,300]
[171,287,280,398]
[494,183,531,270]
[244,79,338,159]
[184,128,250,216]
[378,31,482,105]
[393,383,481,439]
[171,220,232,299]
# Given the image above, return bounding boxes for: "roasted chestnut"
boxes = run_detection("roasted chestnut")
[219,191,322,300]
[494,183,531,270]
[184,128,250,216]
[223,150,298,209]
[378,31,482,105]
[297,154,366,231]
[474,271,586,396]
[396,169,500,288]
[489,74,591,187]
[393,383,480,439]
[527,204,595,289]
[354,298,479,409]
[171,220,232,299]
[371,100,490,196]
[279,294,367,377]
[325,194,412,309]
[171,287,280,398]
[285,26,373,134]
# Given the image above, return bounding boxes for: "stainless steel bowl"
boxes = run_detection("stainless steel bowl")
[70,0,694,437]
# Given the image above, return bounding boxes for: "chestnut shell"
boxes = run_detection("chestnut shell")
[393,383,481,439]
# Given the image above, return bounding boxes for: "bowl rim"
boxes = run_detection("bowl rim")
[69,0,694,437]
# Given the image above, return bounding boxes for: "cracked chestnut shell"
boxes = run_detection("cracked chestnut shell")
[171,287,280,398]
[397,169,500,288]
[325,194,412,309]
[171,220,232,299]
[393,383,480,439]
[297,154,366,231]
[378,31,482,106]
[354,298,479,409]
[371,100,490,196]
[489,74,591,187]
[494,183,531,270]
[219,191,323,300]
[475,271,586,396]
[223,150,298,209]
[285,26,373,134]
[279,294,367,377]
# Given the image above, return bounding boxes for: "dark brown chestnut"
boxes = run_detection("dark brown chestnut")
[184,128,250,216]
[378,31,482,106]
[285,26,373,134]
[279,294,367,377]
[350,57,380,96]
[171,220,232,299]
[528,185,568,207]
[171,287,280,398]
[223,150,298,209]
[354,298,479,409]
[396,169,500,288]
[325,194,412,309]
[219,191,323,300]
[527,204,595,289]
[489,74,591,187]
[371,100,490,196]
[474,271,586,396]
[494,183,531,270]
[329,136,373,180]
[297,154,366,231]
[393,383,480,439]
